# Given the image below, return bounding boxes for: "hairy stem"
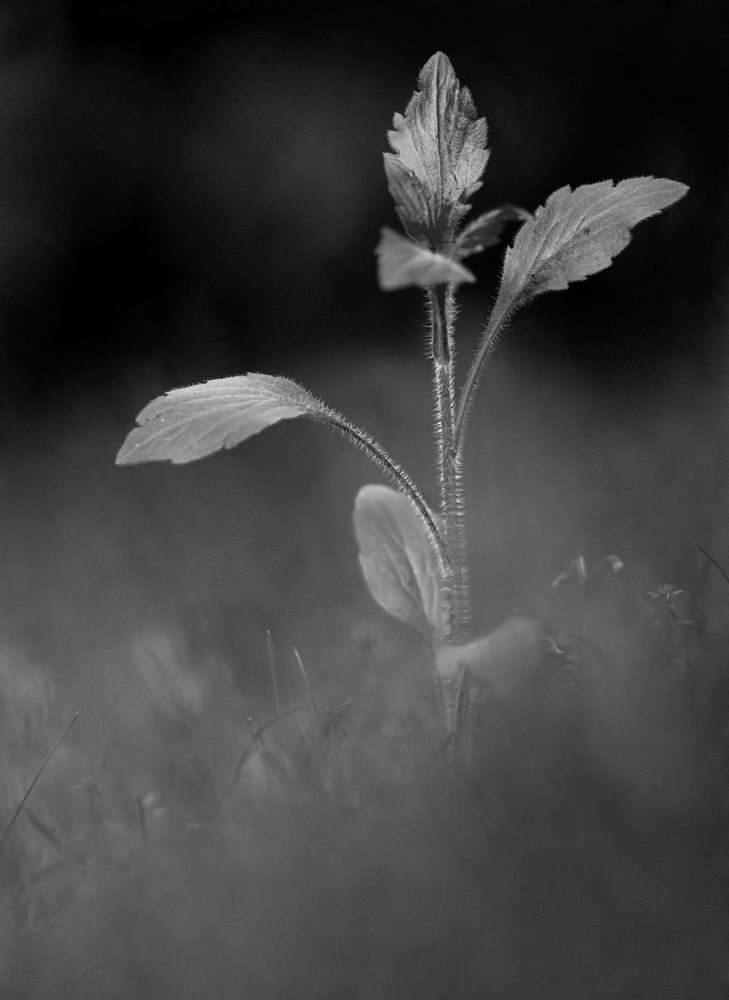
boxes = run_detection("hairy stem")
[316,413,450,574]
[428,284,471,646]
[455,295,514,456]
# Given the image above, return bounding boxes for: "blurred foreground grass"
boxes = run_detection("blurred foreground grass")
[0,346,727,997]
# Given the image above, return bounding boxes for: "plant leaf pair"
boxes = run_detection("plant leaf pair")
[378,53,526,292]
[117,373,449,648]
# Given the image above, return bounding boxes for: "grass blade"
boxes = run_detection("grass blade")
[0,711,79,855]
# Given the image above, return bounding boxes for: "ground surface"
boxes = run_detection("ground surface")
[0,347,726,997]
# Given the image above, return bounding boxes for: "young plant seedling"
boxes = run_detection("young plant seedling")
[117,53,687,743]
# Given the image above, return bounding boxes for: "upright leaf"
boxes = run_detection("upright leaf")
[384,52,489,245]
[376,227,475,291]
[353,484,445,645]
[498,177,688,308]
[455,177,688,451]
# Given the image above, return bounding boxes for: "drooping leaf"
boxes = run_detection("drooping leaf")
[117,374,449,570]
[116,374,341,465]
[384,52,489,245]
[453,204,531,259]
[499,177,688,307]
[376,227,475,291]
[353,484,444,644]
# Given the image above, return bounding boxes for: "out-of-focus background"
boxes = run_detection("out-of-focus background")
[2,4,729,997]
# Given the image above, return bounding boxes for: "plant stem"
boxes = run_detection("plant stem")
[455,295,514,455]
[428,284,471,646]
[319,413,450,574]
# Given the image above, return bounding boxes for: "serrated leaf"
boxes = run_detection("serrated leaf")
[454,204,531,258]
[455,176,689,455]
[354,484,444,644]
[376,227,475,291]
[382,158,432,245]
[116,374,338,465]
[384,52,489,244]
[499,177,688,306]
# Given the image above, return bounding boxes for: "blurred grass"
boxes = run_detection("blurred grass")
[0,344,727,997]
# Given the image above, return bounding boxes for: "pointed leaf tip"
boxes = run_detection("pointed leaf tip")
[499,176,688,306]
[454,178,687,453]
[116,373,335,465]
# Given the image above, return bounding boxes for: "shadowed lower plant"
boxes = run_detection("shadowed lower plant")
[116,52,687,742]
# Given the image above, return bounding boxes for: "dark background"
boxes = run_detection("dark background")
[0,0,726,416]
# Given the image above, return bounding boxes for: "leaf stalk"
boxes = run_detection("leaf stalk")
[318,412,450,574]
[455,294,514,455]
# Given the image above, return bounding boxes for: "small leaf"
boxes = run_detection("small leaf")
[117,374,338,465]
[376,227,475,291]
[454,204,531,258]
[353,484,444,644]
[384,52,489,244]
[499,177,688,307]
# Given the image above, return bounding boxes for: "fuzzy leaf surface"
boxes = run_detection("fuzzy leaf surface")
[454,204,531,258]
[354,484,444,644]
[499,177,688,307]
[376,227,475,290]
[117,374,344,465]
[384,52,489,243]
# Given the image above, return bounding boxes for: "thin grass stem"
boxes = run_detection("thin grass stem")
[0,711,79,856]
[293,646,319,718]
[266,630,282,724]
